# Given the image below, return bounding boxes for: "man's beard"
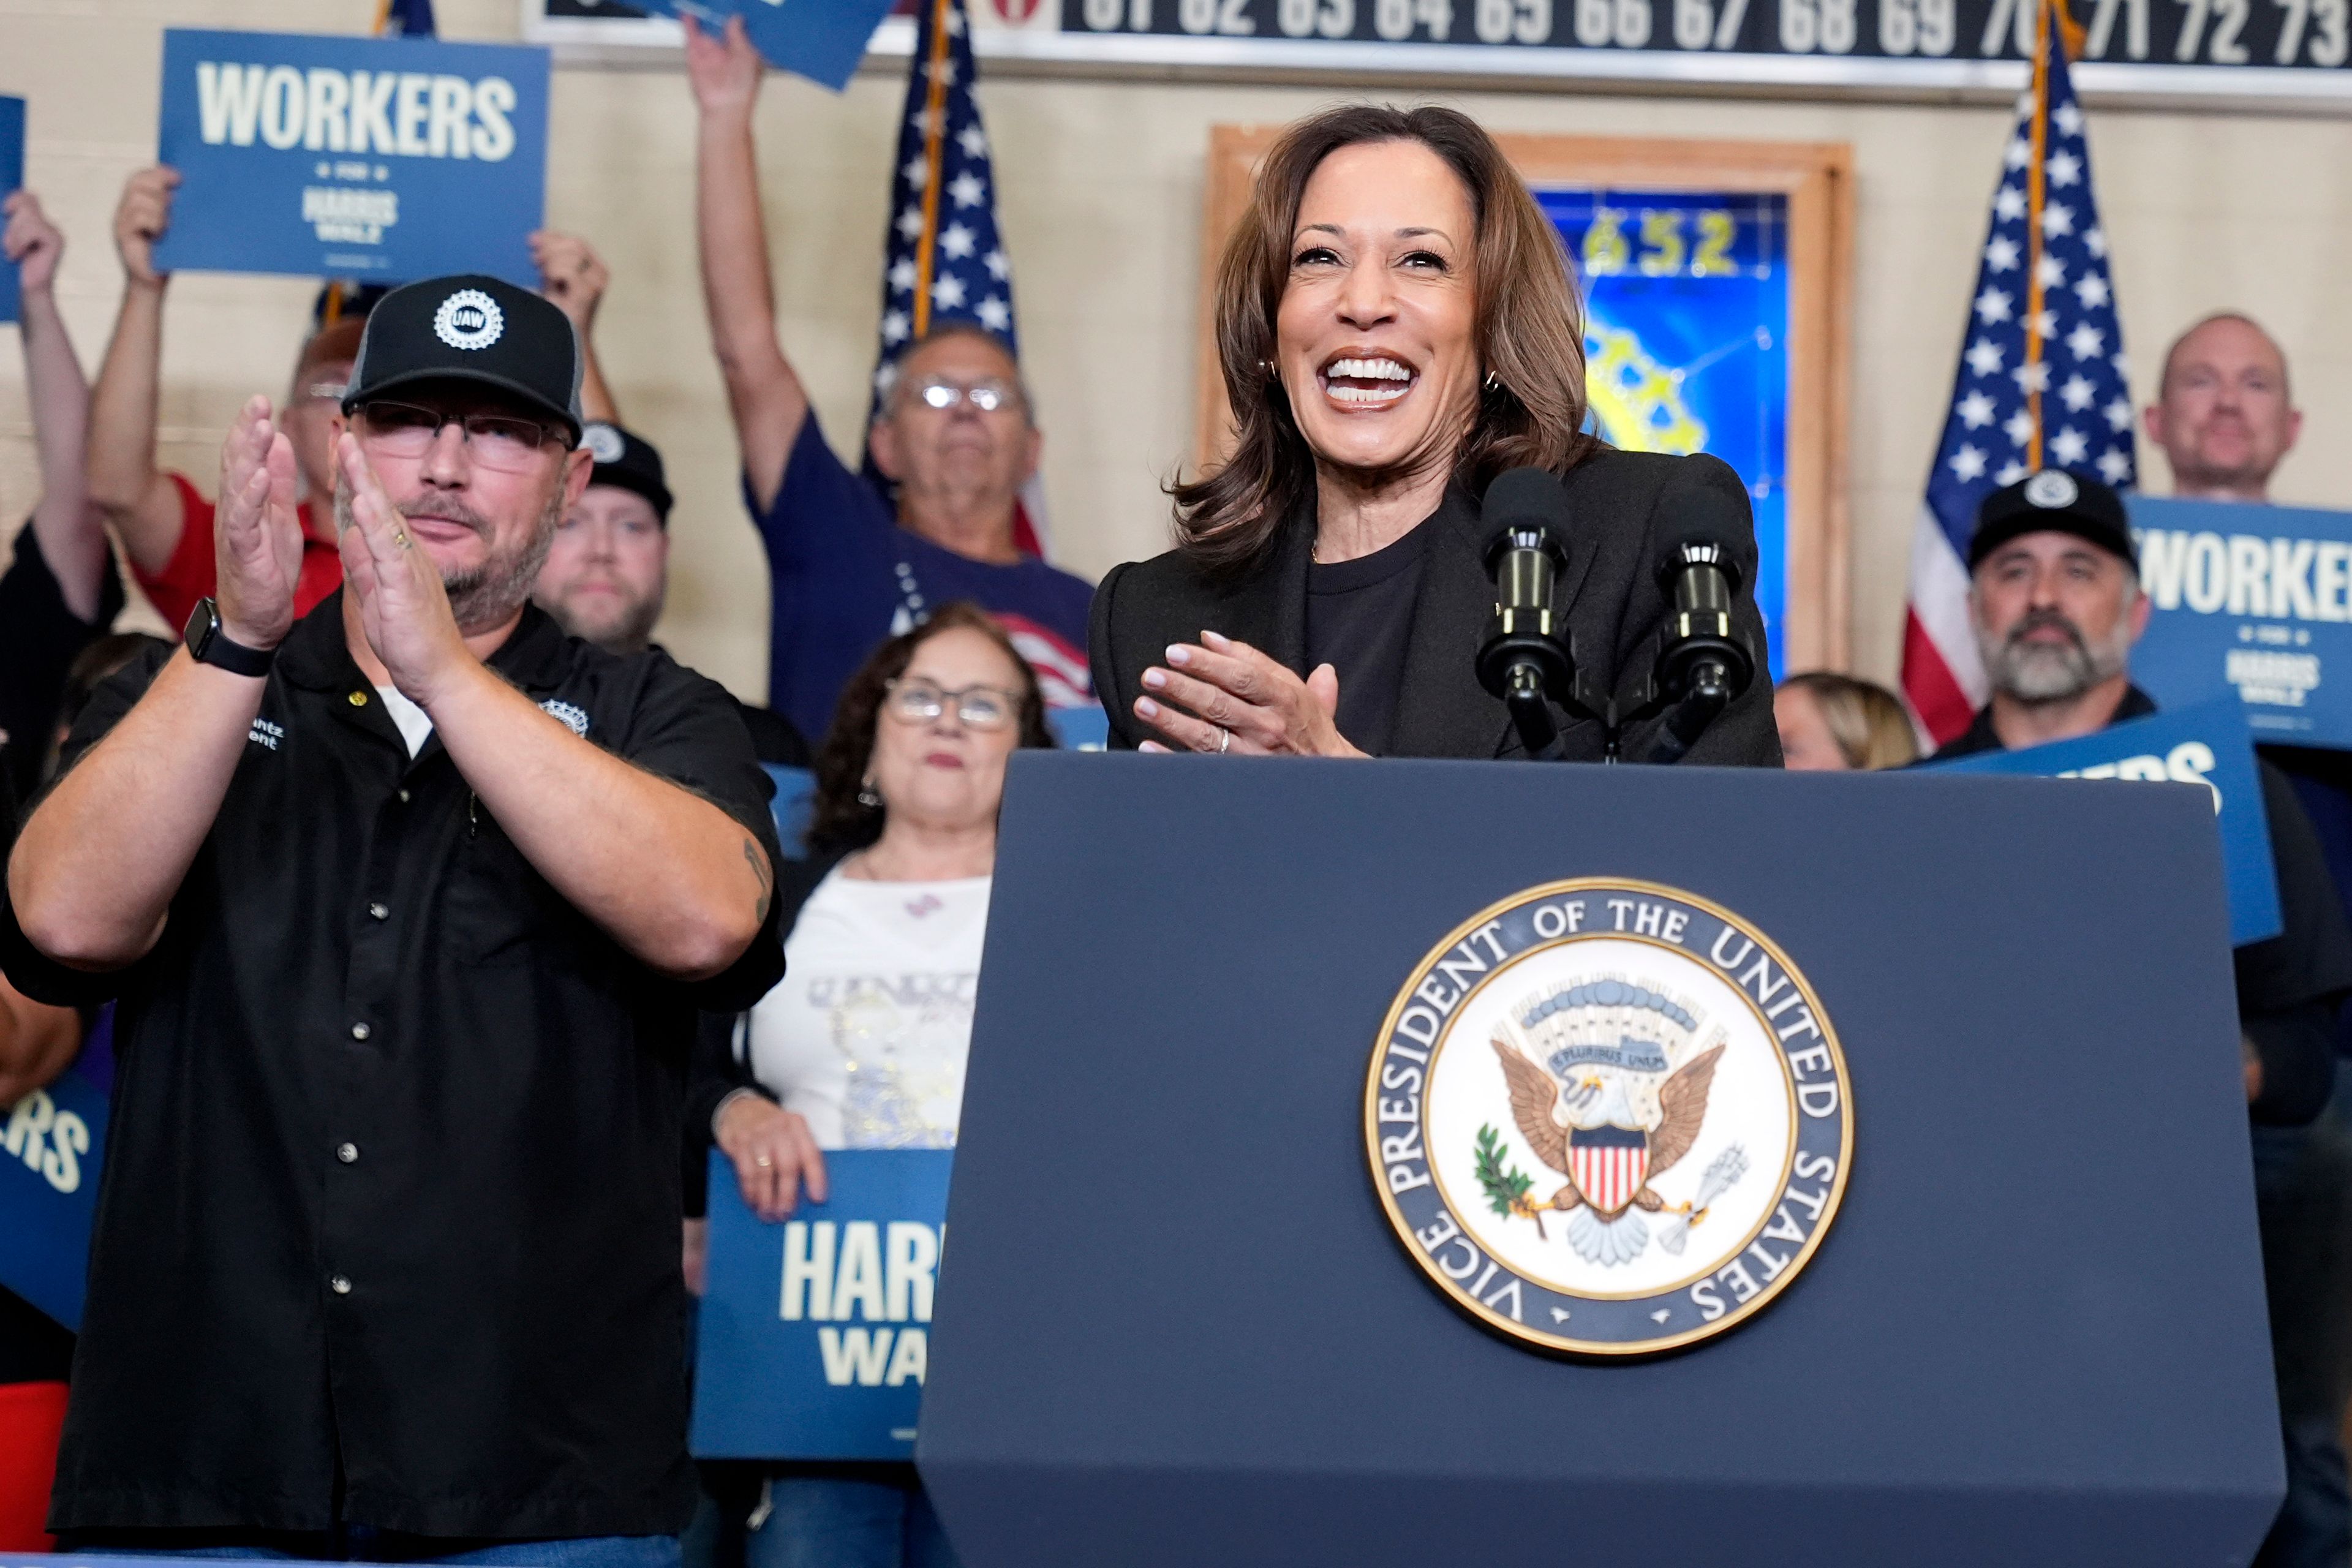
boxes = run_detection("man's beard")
[337,483,564,634]
[1977,607,2133,704]
[545,579,664,657]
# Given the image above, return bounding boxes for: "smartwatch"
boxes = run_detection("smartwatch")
[183,597,276,677]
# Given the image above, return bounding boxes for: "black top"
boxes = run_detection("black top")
[737,698,813,769]
[0,763,76,1387]
[1090,449,1781,766]
[0,593,786,1539]
[1931,687,2352,1125]
[0,522,124,803]
[1305,520,1430,756]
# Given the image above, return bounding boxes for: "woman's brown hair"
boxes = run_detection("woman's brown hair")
[1779,672,1920,771]
[1172,103,1595,573]
[805,602,1057,856]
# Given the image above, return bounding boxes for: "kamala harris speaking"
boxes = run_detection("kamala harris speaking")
[1088,104,1781,767]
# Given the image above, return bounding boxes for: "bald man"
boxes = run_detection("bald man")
[2144,313,2302,502]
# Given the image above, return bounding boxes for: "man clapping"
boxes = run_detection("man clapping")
[1,276,784,1564]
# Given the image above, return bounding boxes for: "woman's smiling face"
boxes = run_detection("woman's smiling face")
[1275,138,1482,484]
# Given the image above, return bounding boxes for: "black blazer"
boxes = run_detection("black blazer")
[1089,448,1782,765]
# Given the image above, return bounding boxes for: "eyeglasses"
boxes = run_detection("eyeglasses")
[906,377,1019,415]
[884,677,1019,731]
[356,401,562,472]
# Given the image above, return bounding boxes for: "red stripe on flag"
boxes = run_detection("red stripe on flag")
[1902,609,1978,747]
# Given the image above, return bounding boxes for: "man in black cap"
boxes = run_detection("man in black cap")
[535,422,809,768]
[1929,469,2352,1568]
[1,274,785,1564]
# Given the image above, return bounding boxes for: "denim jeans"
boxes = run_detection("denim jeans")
[67,1531,682,1567]
[744,1476,957,1568]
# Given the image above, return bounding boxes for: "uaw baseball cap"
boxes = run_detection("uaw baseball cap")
[1966,469,2136,571]
[341,274,585,442]
[581,422,674,523]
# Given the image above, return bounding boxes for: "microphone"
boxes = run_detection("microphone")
[1644,487,1757,763]
[1476,467,1578,760]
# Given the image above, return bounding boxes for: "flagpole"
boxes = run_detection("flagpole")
[910,0,956,340]
[2024,0,2051,470]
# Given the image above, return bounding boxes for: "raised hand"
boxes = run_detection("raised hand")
[531,230,609,331]
[1134,631,1367,758]
[2,191,64,296]
[334,434,472,706]
[213,398,304,651]
[682,13,764,119]
[113,165,179,287]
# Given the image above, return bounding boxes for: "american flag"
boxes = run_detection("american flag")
[1901,0,2135,745]
[862,0,1052,560]
[374,0,436,35]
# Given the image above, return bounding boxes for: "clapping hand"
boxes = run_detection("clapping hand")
[531,231,609,331]
[213,398,306,652]
[1134,631,1368,758]
[682,13,764,118]
[716,1094,829,1223]
[334,434,473,706]
[2,191,64,296]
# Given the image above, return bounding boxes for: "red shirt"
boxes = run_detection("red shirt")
[132,473,344,631]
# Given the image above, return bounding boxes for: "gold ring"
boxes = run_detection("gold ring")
[754,1155,774,1169]
[392,532,412,551]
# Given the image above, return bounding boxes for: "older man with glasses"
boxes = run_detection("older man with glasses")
[685,14,1096,744]
[2,274,786,1566]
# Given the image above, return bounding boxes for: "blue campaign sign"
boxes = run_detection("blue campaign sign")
[1924,696,2282,948]
[0,1065,107,1330]
[2130,494,2352,749]
[763,763,816,856]
[0,96,23,325]
[152,29,548,285]
[645,0,898,92]
[693,1148,953,1460]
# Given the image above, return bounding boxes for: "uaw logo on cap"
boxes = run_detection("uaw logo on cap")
[434,289,504,352]
[582,423,626,464]
[2024,469,2079,509]
[1365,879,1852,1357]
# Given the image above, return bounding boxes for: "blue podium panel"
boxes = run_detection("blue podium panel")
[919,755,2278,1568]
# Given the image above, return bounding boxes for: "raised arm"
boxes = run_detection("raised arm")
[4,190,107,622]
[533,230,620,426]
[10,401,307,970]
[686,14,809,513]
[85,167,187,577]
[336,437,771,982]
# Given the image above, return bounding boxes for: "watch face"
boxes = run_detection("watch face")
[185,598,219,660]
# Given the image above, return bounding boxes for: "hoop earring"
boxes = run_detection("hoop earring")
[1483,370,1504,394]
[1259,358,1280,385]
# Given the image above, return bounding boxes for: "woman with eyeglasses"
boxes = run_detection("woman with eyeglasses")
[687,602,1050,1568]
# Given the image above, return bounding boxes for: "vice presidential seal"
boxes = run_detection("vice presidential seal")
[1365,879,1852,1357]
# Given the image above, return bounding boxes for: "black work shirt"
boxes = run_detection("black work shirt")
[1304,519,1430,756]
[0,593,786,1540]
[0,522,125,802]
[1931,686,2352,1123]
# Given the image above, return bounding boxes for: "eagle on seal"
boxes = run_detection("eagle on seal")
[1491,1036,1725,1221]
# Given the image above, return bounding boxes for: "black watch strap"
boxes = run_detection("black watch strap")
[183,597,276,678]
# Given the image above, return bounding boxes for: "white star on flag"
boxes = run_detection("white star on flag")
[1975,287,2015,324]
[977,295,1011,331]
[941,222,976,259]
[2056,101,2084,135]
[902,157,929,191]
[1967,338,2007,377]
[1950,445,1989,481]
[2041,202,2075,238]
[1994,186,2027,221]
[1996,459,2028,485]
[984,247,1009,281]
[895,206,925,241]
[2075,273,2111,309]
[949,172,986,209]
[882,309,911,345]
[2005,137,2032,170]
[932,273,967,310]
[2098,447,2132,483]
[2104,396,2133,432]
[958,125,989,159]
[2029,309,2056,340]
[2067,323,2106,360]
[1986,236,2021,271]
[2012,360,2051,393]
[1958,390,1996,428]
[2036,254,2067,287]
[889,257,918,293]
[2051,426,2090,465]
[2084,227,2108,258]
[2046,151,2082,187]
[2060,374,2096,411]
[2004,409,2036,447]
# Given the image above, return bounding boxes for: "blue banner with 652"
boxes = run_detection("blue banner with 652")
[153,29,548,285]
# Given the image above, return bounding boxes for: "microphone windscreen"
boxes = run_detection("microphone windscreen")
[1660,479,1751,594]
[1481,466,1570,565]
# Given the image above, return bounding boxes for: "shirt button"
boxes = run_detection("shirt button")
[368,902,389,921]
[349,691,369,707]
[330,1275,352,1295]
[397,789,411,804]
[337,1142,359,1164]
[350,1022,372,1042]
